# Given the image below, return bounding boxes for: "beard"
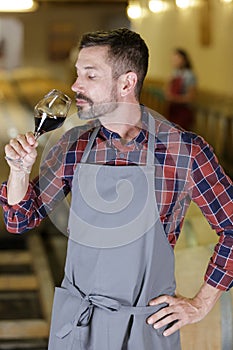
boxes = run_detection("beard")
[77,86,118,120]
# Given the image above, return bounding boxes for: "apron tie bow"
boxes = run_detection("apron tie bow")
[56,285,122,339]
[76,294,121,326]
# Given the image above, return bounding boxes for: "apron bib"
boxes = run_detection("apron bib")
[48,115,181,350]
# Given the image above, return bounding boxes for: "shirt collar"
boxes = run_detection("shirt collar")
[99,105,149,146]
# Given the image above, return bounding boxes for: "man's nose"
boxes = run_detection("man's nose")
[71,77,84,93]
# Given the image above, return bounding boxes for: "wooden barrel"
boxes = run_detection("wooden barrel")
[175,245,233,350]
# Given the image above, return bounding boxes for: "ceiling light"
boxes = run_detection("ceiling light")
[149,0,168,13]
[127,3,143,19]
[175,0,195,9]
[0,0,38,12]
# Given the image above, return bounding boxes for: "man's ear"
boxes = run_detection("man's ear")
[118,72,138,97]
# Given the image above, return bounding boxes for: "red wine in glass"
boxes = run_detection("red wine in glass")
[33,89,72,138]
[34,110,67,138]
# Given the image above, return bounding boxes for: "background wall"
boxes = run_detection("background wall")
[0,3,129,84]
[0,0,232,95]
[131,0,233,95]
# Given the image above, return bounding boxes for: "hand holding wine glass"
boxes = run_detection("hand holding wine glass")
[5,89,72,173]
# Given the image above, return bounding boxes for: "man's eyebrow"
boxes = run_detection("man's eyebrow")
[75,65,98,71]
[84,66,97,70]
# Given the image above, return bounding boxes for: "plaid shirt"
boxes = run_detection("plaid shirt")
[1,112,233,291]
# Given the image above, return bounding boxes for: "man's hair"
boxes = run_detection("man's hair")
[79,28,149,100]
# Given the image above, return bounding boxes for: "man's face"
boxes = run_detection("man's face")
[72,46,119,120]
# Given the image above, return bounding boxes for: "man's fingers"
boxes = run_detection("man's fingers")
[163,320,182,337]
[149,294,173,306]
[6,140,25,159]
[16,134,37,153]
[5,133,38,171]
[147,294,205,336]
[152,311,179,330]
[25,132,37,146]
[6,134,38,158]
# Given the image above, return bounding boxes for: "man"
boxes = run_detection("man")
[0,28,233,349]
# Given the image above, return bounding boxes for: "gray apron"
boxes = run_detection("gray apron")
[48,115,181,350]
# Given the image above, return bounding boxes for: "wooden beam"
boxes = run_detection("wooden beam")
[27,234,55,323]
[0,251,32,265]
[0,320,49,339]
[0,275,38,291]
[199,0,212,46]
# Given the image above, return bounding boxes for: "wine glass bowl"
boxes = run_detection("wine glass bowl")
[34,89,72,138]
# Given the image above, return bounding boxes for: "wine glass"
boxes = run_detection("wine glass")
[5,89,72,172]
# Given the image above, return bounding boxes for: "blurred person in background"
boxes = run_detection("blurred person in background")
[164,48,197,130]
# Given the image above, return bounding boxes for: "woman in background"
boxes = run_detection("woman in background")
[165,48,197,130]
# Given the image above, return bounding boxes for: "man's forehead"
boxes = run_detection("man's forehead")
[77,46,109,65]
[75,46,110,69]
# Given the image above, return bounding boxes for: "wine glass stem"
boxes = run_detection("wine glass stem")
[34,131,40,140]
[34,112,47,139]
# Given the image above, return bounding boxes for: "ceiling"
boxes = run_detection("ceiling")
[37,0,127,3]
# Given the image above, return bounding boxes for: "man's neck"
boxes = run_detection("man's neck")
[99,102,142,141]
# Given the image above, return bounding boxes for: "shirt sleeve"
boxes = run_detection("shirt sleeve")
[190,135,233,290]
[0,137,71,234]
[0,181,41,233]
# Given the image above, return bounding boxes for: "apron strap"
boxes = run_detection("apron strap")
[80,113,156,166]
[146,113,155,166]
[80,126,100,163]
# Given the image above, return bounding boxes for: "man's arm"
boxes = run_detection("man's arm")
[7,170,31,205]
[1,129,74,233]
[147,134,232,335]
[147,282,223,336]
[5,132,38,205]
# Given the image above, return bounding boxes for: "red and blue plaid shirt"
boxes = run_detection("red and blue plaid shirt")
[0,112,233,290]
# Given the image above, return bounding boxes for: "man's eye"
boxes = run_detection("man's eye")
[88,75,96,80]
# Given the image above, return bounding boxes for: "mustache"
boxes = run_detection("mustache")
[76,93,93,105]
